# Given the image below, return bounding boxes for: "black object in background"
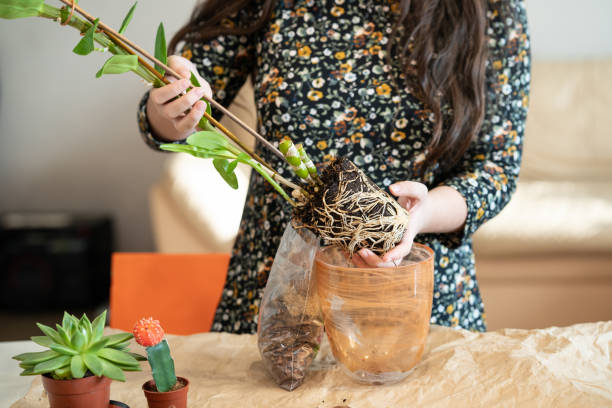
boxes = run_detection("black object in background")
[0,213,114,310]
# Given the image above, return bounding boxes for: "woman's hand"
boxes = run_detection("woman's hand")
[146,55,213,142]
[352,183,468,268]
[352,181,429,268]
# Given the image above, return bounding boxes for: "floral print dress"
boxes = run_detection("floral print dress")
[138,0,530,333]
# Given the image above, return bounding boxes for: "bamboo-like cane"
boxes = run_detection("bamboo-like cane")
[56,0,301,193]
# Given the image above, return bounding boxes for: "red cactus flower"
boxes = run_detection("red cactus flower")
[133,317,164,347]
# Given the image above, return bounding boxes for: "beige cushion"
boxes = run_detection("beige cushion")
[473,181,612,255]
[521,60,612,182]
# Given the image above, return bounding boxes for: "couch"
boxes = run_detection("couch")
[149,60,612,330]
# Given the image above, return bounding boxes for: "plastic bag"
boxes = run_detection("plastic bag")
[257,222,323,391]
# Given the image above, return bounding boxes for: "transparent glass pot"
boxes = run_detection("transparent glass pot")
[314,244,434,385]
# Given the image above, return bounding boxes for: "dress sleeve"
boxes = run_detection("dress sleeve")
[136,10,258,151]
[438,0,531,246]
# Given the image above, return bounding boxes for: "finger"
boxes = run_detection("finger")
[389,181,428,199]
[351,254,370,268]
[382,239,413,264]
[357,248,397,268]
[150,79,191,105]
[168,55,193,79]
[174,100,206,133]
[162,87,207,119]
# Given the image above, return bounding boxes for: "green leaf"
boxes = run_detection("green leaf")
[96,55,138,78]
[87,338,109,353]
[36,323,62,345]
[187,131,229,150]
[0,0,44,19]
[30,336,54,348]
[70,355,87,379]
[56,324,72,347]
[114,363,141,372]
[103,332,133,347]
[91,310,107,342]
[49,343,78,356]
[80,314,92,334]
[109,340,130,350]
[13,350,59,364]
[118,2,137,35]
[154,22,167,76]
[189,71,201,87]
[33,355,71,374]
[83,353,103,377]
[72,18,99,56]
[97,348,138,366]
[53,366,72,380]
[62,312,73,333]
[128,352,148,361]
[100,358,126,382]
[213,158,239,189]
[19,367,35,376]
[71,330,86,351]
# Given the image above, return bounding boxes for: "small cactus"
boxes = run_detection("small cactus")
[133,317,177,392]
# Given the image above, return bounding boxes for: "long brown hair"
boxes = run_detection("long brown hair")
[170,0,488,171]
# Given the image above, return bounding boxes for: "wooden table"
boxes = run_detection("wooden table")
[9,322,612,407]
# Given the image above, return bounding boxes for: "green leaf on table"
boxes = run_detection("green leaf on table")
[187,130,229,150]
[154,22,167,76]
[96,55,138,78]
[213,158,239,189]
[118,2,137,34]
[73,18,99,56]
[0,0,44,19]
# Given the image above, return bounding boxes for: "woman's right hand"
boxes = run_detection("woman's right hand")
[146,55,213,142]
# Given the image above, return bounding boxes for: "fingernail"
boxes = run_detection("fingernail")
[390,185,398,194]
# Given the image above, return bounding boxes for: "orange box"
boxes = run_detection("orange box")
[110,253,229,335]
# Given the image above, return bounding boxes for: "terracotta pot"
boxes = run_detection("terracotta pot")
[142,377,189,408]
[315,243,434,385]
[41,375,111,408]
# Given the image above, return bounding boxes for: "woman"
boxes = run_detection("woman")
[138,0,530,333]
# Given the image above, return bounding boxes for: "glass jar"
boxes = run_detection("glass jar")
[314,244,434,384]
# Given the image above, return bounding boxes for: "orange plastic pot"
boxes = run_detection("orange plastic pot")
[315,244,434,384]
[41,375,111,408]
[142,377,189,408]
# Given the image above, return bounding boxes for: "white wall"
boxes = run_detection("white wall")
[0,0,610,251]
[0,0,197,250]
[525,0,612,59]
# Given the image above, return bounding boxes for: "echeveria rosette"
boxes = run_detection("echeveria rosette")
[12,310,146,381]
[133,317,177,392]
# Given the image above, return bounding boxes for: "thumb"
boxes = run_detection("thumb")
[389,181,428,199]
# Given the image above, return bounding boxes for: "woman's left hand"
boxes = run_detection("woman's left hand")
[352,181,429,268]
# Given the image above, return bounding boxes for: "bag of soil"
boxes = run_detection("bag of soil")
[257,222,323,391]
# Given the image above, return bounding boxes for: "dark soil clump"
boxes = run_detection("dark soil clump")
[293,157,409,255]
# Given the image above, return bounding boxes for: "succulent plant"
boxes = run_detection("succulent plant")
[13,310,146,381]
[133,317,177,392]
